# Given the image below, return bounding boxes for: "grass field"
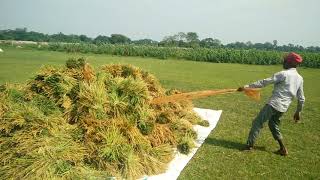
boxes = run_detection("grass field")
[0,47,319,179]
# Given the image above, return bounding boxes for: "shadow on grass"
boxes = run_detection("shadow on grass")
[205,137,267,152]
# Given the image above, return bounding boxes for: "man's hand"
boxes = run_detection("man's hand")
[237,87,245,92]
[293,112,301,122]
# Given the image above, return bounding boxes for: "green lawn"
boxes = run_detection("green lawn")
[0,47,319,179]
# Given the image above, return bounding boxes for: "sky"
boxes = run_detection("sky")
[0,0,319,46]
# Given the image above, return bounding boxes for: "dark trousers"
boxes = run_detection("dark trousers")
[247,104,283,146]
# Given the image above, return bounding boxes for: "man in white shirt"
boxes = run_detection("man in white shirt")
[238,52,305,156]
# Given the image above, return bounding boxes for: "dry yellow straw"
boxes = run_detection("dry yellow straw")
[151,88,261,104]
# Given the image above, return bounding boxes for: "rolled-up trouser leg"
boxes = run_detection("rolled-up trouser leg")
[247,105,273,146]
[268,109,283,141]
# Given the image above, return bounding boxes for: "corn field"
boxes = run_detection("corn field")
[13,42,320,68]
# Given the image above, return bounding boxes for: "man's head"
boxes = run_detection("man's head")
[283,52,303,69]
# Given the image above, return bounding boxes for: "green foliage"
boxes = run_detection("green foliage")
[0,85,6,92]
[137,120,154,135]
[66,57,86,69]
[7,88,26,103]
[156,111,173,124]
[177,133,195,154]
[198,120,210,127]
[54,160,74,176]
[41,43,320,68]
[99,127,132,162]
[109,34,131,44]
[32,95,60,115]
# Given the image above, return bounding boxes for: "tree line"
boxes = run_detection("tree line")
[1,28,320,53]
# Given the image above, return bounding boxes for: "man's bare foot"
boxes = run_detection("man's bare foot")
[275,148,288,156]
[242,145,254,151]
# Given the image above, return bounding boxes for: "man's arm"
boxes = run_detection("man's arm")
[244,71,285,88]
[294,80,305,122]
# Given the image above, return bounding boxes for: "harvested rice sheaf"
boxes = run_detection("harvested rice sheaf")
[0,58,207,179]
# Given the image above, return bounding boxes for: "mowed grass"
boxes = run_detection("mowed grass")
[0,47,319,179]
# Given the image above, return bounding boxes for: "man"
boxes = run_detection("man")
[238,52,305,156]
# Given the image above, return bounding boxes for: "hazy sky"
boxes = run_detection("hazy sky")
[1,0,319,46]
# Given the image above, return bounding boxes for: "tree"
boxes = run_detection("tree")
[273,40,278,47]
[177,32,187,42]
[186,32,199,43]
[79,35,92,43]
[50,32,76,42]
[109,34,131,44]
[13,28,28,41]
[186,32,200,48]
[253,43,265,49]
[263,42,273,50]
[200,38,214,48]
[93,35,110,44]
[246,41,253,48]
[200,38,221,48]
[15,27,27,32]
[226,42,247,49]
[133,39,158,46]
[160,35,179,47]
[212,39,221,47]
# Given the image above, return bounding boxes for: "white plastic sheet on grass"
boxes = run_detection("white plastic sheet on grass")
[146,108,222,180]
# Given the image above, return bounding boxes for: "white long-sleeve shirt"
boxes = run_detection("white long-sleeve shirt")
[245,68,305,113]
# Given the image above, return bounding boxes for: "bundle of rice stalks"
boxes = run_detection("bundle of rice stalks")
[102,64,165,98]
[177,133,196,154]
[0,58,207,179]
[0,122,87,179]
[137,144,173,175]
[0,86,91,179]
[159,89,210,126]
[147,124,176,147]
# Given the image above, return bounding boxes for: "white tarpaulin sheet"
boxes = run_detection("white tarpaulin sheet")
[146,108,222,180]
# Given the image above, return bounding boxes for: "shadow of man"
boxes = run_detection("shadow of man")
[205,137,266,151]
